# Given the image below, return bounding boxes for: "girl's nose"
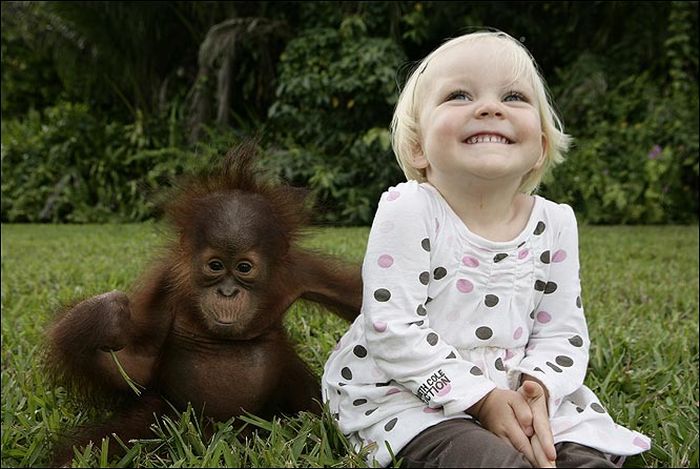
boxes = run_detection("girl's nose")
[474,100,504,118]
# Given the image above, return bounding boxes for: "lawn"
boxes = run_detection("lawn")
[1,223,698,467]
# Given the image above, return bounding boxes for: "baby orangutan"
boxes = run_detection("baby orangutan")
[45,142,362,465]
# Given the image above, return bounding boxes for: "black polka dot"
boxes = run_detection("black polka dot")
[410,320,424,326]
[530,310,535,319]
[339,382,346,387]
[433,267,447,280]
[576,406,584,413]
[365,407,378,416]
[469,366,483,376]
[540,250,551,264]
[534,280,546,291]
[419,271,430,285]
[556,355,574,367]
[427,332,439,346]
[494,253,508,263]
[475,326,493,340]
[544,282,558,294]
[384,417,398,432]
[375,381,391,387]
[568,335,583,347]
[426,297,433,304]
[546,361,562,373]
[576,296,582,308]
[333,412,340,420]
[337,390,341,395]
[374,289,391,302]
[590,403,606,413]
[495,357,505,371]
[517,241,526,248]
[341,367,353,380]
[353,398,367,406]
[353,345,367,358]
[417,304,427,316]
[446,351,456,359]
[421,238,431,251]
[534,221,546,235]
[533,367,544,373]
[484,294,499,307]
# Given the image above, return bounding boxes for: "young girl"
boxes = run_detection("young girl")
[322,31,651,468]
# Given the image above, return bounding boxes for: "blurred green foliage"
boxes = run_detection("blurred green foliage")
[265,16,405,224]
[1,1,698,225]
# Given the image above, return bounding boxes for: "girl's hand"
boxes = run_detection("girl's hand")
[518,378,557,467]
[468,388,537,465]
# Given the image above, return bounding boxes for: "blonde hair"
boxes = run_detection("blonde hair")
[390,30,571,194]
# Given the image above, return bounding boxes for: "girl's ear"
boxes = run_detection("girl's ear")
[533,133,548,170]
[408,141,429,170]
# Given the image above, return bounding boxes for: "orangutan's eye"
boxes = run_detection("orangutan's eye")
[208,260,225,272]
[236,261,253,274]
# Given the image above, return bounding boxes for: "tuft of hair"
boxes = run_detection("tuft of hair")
[162,140,313,243]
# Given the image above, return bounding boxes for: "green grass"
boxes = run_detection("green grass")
[1,223,698,467]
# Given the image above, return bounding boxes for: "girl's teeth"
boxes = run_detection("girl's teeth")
[467,134,509,144]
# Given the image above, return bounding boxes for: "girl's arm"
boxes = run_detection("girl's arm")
[510,204,590,416]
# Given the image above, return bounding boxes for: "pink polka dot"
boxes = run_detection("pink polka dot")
[377,255,394,268]
[456,279,474,293]
[554,398,562,406]
[513,327,523,340]
[436,383,452,396]
[423,406,442,413]
[633,436,650,450]
[505,349,515,360]
[373,321,387,332]
[518,249,530,259]
[385,388,401,396]
[435,218,440,234]
[386,190,400,201]
[462,256,479,268]
[536,311,551,323]
[552,249,567,263]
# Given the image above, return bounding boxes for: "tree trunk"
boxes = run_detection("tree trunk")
[216,51,234,127]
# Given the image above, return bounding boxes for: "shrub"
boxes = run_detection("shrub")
[1,102,211,222]
[265,16,406,225]
[540,54,698,224]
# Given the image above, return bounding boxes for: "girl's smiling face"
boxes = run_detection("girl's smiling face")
[410,37,547,193]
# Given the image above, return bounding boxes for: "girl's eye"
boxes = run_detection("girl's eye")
[208,260,225,272]
[236,262,253,274]
[504,91,528,102]
[446,90,471,101]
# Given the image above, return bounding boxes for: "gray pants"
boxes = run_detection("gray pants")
[395,419,618,468]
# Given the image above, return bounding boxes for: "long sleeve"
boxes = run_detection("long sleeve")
[509,204,590,415]
[362,183,496,416]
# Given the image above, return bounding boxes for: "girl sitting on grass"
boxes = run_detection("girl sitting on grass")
[322,30,651,468]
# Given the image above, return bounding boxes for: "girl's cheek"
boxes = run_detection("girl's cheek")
[433,110,464,136]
